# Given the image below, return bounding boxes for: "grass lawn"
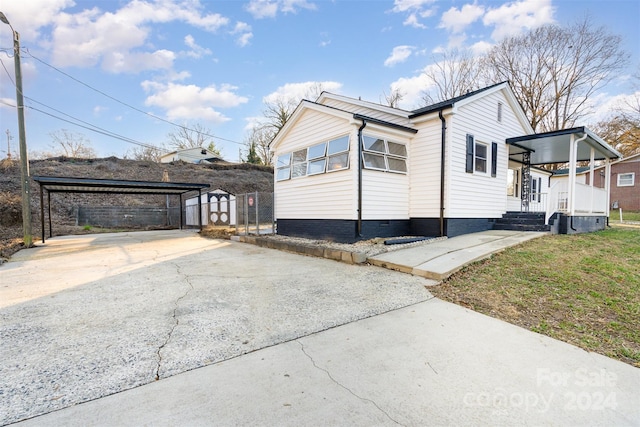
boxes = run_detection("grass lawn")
[609,210,640,223]
[430,226,640,368]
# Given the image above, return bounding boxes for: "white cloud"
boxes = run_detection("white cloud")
[0,0,73,42]
[263,81,342,104]
[43,1,229,73]
[245,0,316,19]
[93,105,107,116]
[439,3,485,34]
[231,22,253,47]
[586,90,640,125]
[391,0,437,29]
[389,73,433,110]
[384,46,415,67]
[403,14,426,29]
[469,40,493,55]
[483,0,555,41]
[183,35,212,58]
[142,81,249,122]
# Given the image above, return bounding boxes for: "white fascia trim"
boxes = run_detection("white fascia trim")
[270,100,353,151]
[318,92,411,118]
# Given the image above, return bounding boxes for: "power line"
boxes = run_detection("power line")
[1,56,164,152]
[24,49,245,146]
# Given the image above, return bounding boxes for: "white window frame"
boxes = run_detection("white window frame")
[617,172,635,187]
[474,141,488,174]
[362,135,407,174]
[275,135,350,181]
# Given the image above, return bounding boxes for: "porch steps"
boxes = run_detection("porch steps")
[493,212,551,232]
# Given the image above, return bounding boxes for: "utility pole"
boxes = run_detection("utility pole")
[1,12,32,246]
[5,129,11,160]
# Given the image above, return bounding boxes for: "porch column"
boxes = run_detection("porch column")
[568,134,577,216]
[589,147,595,213]
[605,159,611,218]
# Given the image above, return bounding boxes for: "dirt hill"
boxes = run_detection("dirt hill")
[0,156,274,259]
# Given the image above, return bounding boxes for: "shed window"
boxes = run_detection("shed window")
[618,173,635,187]
[362,135,407,174]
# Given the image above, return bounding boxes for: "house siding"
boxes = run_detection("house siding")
[409,118,444,218]
[274,109,357,220]
[446,90,527,218]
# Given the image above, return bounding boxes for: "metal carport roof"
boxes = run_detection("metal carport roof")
[32,176,210,242]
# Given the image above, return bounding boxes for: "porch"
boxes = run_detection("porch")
[505,127,620,233]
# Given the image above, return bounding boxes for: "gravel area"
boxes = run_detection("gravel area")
[254,234,448,258]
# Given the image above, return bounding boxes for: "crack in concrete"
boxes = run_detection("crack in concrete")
[155,264,194,381]
[297,341,405,426]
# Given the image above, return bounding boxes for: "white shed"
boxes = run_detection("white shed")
[186,189,236,226]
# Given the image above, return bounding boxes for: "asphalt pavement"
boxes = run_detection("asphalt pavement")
[1,229,638,426]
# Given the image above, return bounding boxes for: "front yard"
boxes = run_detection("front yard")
[431,226,640,367]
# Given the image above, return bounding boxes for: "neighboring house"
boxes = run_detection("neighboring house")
[270,82,621,242]
[553,154,640,211]
[160,147,223,164]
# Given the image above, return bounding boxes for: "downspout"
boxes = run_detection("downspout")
[438,110,446,237]
[357,119,367,237]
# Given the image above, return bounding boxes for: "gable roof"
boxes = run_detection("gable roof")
[270,99,416,150]
[408,81,534,134]
[409,82,506,118]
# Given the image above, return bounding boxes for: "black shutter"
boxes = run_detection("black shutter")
[491,142,498,177]
[465,134,474,173]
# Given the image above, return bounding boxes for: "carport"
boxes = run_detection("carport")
[32,176,210,243]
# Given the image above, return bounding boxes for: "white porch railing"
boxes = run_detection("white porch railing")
[528,192,547,213]
[544,181,607,224]
[574,183,607,214]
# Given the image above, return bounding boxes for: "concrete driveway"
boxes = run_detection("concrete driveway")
[0,230,431,425]
[1,230,639,426]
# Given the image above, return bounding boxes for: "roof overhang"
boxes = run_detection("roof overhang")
[506,127,621,165]
[32,176,210,195]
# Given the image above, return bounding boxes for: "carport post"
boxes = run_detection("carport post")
[39,182,45,243]
[198,189,203,231]
[179,194,183,230]
[47,191,52,238]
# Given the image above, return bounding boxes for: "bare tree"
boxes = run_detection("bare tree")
[593,115,640,157]
[167,123,222,157]
[421,48,485,105]
[125,145,165,162]
[592,66,640,157]
[49,129,96,158]
[382,87,405,108]
[484,16,628,132]
[244,125,275,166]
[262,82,329,135]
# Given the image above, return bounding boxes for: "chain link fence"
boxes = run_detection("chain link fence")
[235,192,275,235]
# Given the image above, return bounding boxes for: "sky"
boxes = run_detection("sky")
[0,0,639,162]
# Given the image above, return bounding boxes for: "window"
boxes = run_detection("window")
[475,142,488,173]
[291,149,307,178]
[617,172,635,187]
[362,135,407,173]
[276,153,291,181]
[497,102,503,123]
[465,134,496,177]
[507,169,519,197]
[275,135,350,181]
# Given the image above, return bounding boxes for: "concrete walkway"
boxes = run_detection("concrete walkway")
[2,230,639,426]
[368,230,547,280]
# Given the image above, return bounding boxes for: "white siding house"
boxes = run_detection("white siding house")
[270,82,621,242]
[160,147,223,164]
